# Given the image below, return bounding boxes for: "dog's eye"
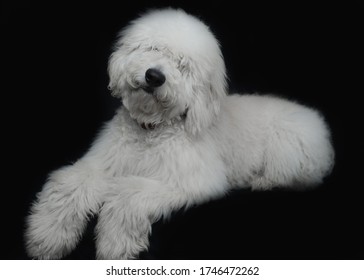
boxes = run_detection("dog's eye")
[127,44,141,54]
[148,46,161,52]
[177,55,190,74]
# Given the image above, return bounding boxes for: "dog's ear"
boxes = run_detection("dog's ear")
[185,56,227,137]
[107,46,127,98]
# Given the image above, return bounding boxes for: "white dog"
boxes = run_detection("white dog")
[25,8,334,259]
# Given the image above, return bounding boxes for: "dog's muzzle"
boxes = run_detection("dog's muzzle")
[143,68,166,93]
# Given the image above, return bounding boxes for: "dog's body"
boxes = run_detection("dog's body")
[25,9,334,259]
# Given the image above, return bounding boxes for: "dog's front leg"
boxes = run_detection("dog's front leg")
[95,176,187,259]
[25,160,105,259]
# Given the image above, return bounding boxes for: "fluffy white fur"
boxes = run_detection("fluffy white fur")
[25,8,334,259]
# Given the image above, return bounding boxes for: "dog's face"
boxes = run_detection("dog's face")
[108,9,227,135]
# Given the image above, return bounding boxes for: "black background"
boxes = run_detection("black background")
[2,0,363,259]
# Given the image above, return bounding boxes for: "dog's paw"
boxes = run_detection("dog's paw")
[25,208,76,259]
[25,229,65,260]
[95,193,152,259]
[95,237,146,260]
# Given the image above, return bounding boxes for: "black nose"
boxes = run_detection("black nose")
[145,68,166,88]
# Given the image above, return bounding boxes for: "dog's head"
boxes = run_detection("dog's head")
[108,8,227,135]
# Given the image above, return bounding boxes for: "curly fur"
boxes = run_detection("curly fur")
[25,8,334,259]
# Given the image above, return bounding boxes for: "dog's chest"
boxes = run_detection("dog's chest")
[104,127,191,180]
